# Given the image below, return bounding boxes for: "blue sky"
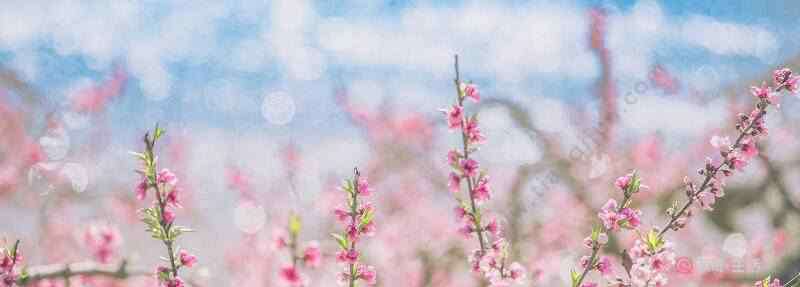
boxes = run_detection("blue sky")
[0,0,797,146]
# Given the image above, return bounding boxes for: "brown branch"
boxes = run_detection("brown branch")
[18,261,149,286]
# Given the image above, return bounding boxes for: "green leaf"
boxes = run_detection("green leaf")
[360,208,374,227]
[570,269,580,287]
[626,171,642,194]
[169,226,194,241]
[289,214,301,236]
[330,233,349,250]
[590,225,601,241]
[153,124,165,141]
[129,151,147,161]
[644,229,663,252]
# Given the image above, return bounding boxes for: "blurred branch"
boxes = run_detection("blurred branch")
[18,260,148,286]
[19,260,204,287]
[759,152,800,218]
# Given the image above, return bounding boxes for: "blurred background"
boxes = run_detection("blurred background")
[1,0,799,286]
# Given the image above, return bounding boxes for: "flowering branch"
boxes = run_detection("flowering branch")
[658,68,796,240]
[331,168,377,286]
[442,55,525,286]
[572,172,644,287]
[275,214,321,286]
[1,240,22,286]
[756,272,800,287]
[132,125,197,287]
[571,68,799,287]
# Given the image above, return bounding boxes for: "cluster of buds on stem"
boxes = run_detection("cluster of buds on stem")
[273,214,321,286]
[754,272,800,287]
[573,67,799,287]
[132,125,196,287]
[572,172,647,287]
[444,56,525,286]
[658,68,798,241]
[331,168,377,286]
[0,240,22,286]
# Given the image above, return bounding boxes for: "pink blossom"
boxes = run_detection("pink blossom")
[596,256,612,275]
[730,155,748,171]
[164,278,184,287]
[83,223,121,264]
[302,242,321,268]
[579,255,591,269]
[485,218,500,236]
[581,283,598,287]
[454,206,467,220]
[356,176,373,196]
[360,222,376,237]
[448,172,461,193]
[472,177,491,203]
[458,224,474,238]
[598,199,619,230]
[740,138,759,159]
[357,264,377,285]
[165,189,181,208]
[508,262,526,282]
[442,105,463,130]
[279,266,305,287]
[618,208,641,229]
[162,209,175,225]
[465,118,485,144]
[346,223,359,242]
[135,180,148,200]
[333,208,350,222]
[157,169,178,186]
[447,150,461,166]
[461,159,479,178]
[774,68,799,92]
[614,174,631,190]
[463,83,481,102]
[2,274,16,287]
[336,250,358,264]
[178,250,197,268]
[751,82,778,104]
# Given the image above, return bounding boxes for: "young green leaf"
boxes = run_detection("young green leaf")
[330,233,349,250]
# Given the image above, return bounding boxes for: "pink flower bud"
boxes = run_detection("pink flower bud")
[179,250,197,268]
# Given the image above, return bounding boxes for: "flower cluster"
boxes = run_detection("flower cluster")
[331,168,377,286]
[274,214,322,286]
[624,230,676,287]
[444,56,525,286]
[132,125,196,287]
[0,241,21,287]
[573,68,799,287]
[82,223,122,264]
[659,68,797,239]
[573,172,645,287]
[754,272,800,287]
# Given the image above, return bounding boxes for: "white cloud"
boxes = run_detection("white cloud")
[608,0,667,79]
[266,0,327,81]
[681,15,777,61]
[318,2,598,81]
[617,93,726,135]
[608,0,778,79]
